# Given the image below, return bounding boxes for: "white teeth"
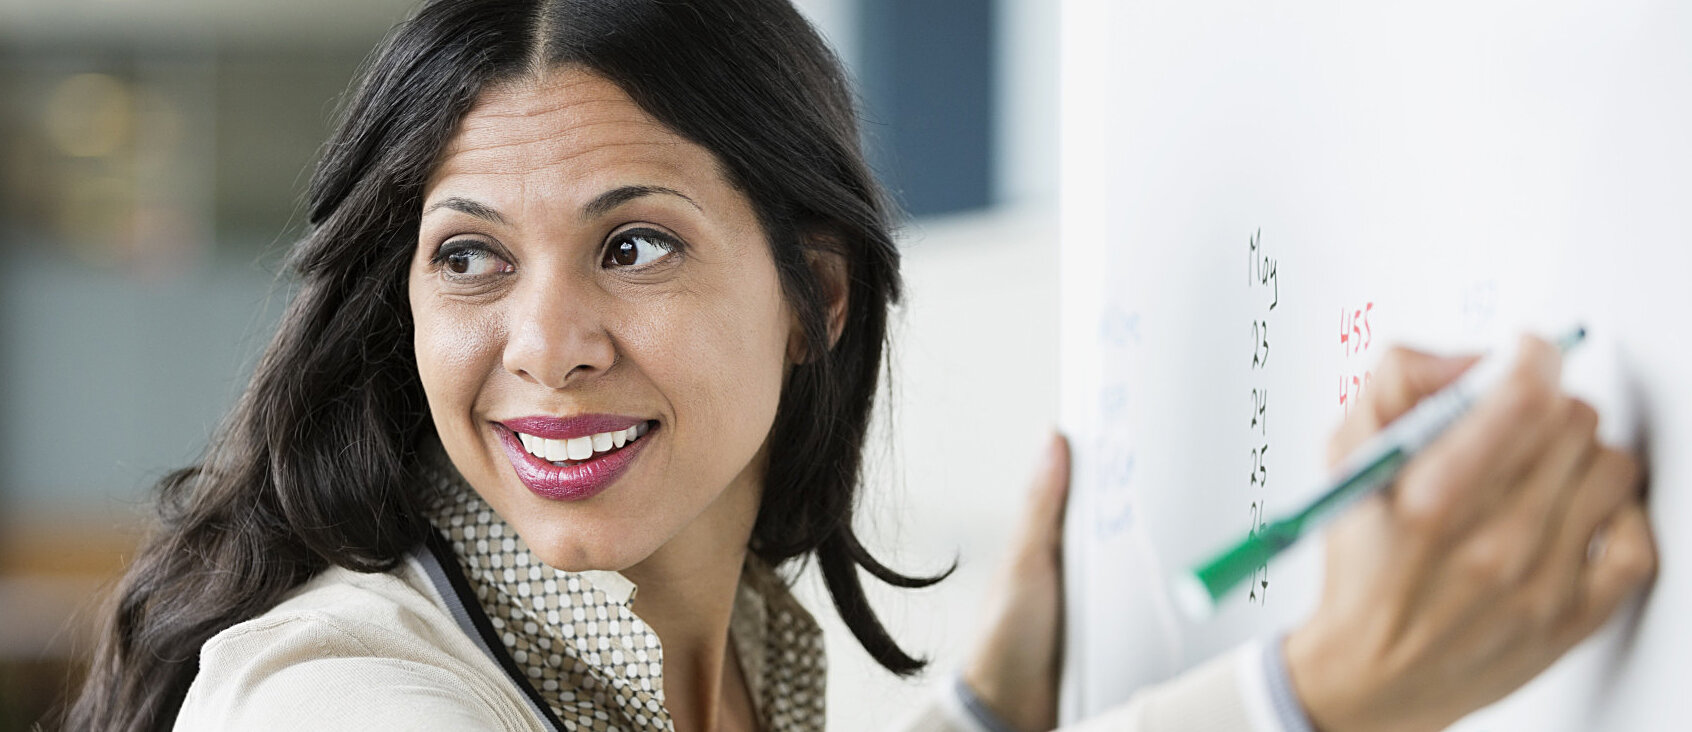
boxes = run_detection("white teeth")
[516,423,652,462]
[566,436,593,460]
[543,438,567,462]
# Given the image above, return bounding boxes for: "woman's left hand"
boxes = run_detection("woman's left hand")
[963,432,1071,732]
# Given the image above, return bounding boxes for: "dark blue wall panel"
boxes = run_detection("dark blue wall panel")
[858,0,995,217]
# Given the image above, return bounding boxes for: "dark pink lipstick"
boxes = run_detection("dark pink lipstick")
[494,414,655,501]
[502,414,646,440]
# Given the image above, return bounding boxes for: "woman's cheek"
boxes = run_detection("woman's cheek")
[644,304,777,460]
[415,302,507,414]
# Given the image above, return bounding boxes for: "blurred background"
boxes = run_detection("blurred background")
[0,0,1057,728]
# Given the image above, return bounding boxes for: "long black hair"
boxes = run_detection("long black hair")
[66,1,942,729]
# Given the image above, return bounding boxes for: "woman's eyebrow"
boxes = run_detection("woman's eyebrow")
[582,185,702,219]
[421,186,702,226]
[422,197,512,226]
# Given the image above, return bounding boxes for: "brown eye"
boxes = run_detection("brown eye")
[604,229,677,269]
[445,250,476,274]
[433,241,511,278]
[609,240,638,267]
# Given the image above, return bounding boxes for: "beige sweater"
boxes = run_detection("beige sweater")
[178,455,1283,730]
[174,549,1275,731]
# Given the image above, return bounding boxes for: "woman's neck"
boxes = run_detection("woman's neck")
[620,468,763,732]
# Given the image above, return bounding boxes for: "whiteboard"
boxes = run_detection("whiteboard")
[1057,2,1690,729]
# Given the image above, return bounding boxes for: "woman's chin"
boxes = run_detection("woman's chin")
[522,531,655,575]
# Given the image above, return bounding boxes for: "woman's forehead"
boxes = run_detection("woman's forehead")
[426,69,715,199]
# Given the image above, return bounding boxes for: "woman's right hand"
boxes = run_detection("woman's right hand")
[1284,337,1657,732]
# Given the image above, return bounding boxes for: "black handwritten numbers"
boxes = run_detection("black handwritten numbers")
[1248,500,1270,604]
[1250,389,1269,487]
[1249,228,1276,370]
[1249,443,1269,488]
[1251,320,1270,368]
[1245,229,1276,606]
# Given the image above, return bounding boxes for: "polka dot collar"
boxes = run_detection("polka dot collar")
[421,455,828,730]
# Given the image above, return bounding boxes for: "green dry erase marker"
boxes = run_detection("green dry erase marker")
[1173,326,1589,620]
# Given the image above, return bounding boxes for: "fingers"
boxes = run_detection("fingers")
[1485,399,1601,580]
[1544,449,1651,640]
[1370,348,1482,427]
[1296,334,1655,732]
[1419,406,1604,636]
[1536,443,1633,595]
[1329,347,1479,465]
[1391,337,1566,536]
[1442,446,1649,661]
[1364,342,1576,636]
[1515,400,1601,527]
[1558,502,1656,645]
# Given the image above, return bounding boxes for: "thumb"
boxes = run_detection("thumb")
[1016,432,1071,559]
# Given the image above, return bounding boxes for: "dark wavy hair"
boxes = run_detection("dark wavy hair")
[65,1,944,729]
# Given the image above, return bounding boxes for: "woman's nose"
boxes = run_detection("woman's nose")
[501,275,616,389]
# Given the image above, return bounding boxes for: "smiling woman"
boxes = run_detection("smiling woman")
[64,0,940,729]
[410,74,798,580]
[61,0,1658,731]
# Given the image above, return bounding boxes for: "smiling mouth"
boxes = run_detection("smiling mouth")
[512,421,654,467]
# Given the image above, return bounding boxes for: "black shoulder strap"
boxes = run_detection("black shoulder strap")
[414,533,567,732]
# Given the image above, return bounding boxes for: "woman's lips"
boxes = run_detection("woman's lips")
[502,414,646,440]
[493,420,654,501]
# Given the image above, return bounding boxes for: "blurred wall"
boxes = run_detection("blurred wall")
[801,205,1060,729]
[0,3,419,727]
[800,1,1063,727]
[0,11,415,520]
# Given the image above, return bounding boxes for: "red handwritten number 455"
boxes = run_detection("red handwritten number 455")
[1340,303,1374,415]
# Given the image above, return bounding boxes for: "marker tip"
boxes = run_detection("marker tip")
[1173,572,1216,622]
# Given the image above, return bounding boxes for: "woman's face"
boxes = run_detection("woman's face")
[408,69,794,572]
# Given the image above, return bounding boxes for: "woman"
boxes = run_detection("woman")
[66,0,1655,730]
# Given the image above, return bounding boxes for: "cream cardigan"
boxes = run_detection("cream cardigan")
[174,545,1284,730]
[176,455,1287,731]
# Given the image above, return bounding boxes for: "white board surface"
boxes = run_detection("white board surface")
[1058,2,1690,729]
